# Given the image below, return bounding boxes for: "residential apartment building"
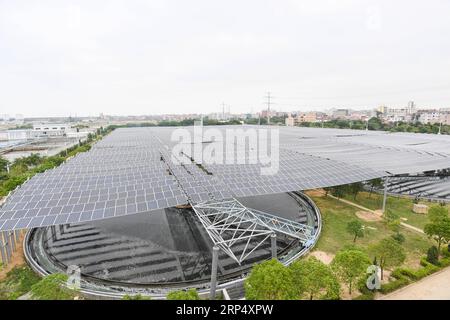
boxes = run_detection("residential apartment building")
[285,112,326,126]
[418,110,441,124]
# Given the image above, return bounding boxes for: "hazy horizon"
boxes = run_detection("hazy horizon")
[1,0,450,117]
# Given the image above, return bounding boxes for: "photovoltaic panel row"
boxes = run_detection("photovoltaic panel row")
[1,126,450,232]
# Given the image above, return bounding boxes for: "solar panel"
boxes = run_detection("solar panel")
[1,125,450,231]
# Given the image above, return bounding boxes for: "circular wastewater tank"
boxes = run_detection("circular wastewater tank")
[25,192,321,297]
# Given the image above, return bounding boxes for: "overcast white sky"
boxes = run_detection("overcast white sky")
[1,0,450,117]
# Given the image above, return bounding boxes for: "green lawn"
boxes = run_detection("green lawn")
[310,194,434,268]
[341,191,450,229]
[0,265,40,300]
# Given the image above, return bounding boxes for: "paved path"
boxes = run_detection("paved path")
[327,194,379,213]
[380,266,450,300]
[400,222,425,234]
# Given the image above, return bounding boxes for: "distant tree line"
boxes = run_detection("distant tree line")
[298,117,450,135]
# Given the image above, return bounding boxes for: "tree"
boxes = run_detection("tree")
[329,185,346,198]
[424,206,450,256]
[22,153,42,166]
[9,162,28,176]
[348,182,364,200]
[0,156,9,172]
[30,273,80,300]
[245,259,295,300]
[290,257,340,300]
[331,249,370,295]
[346,220,364,243]
[383,210,403,242]
[426,246,439,265]
[369,238,406,280]
[166,288,200,300]
[368,117,383,131]
[367,178,383,198]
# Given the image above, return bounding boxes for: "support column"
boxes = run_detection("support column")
[9,231,16,252]
[270,233,277,260]
[382,176,389,213]
[51,225,56,242]
[0,234,7,265]
[209,246,220,300]
[3,232,11,263]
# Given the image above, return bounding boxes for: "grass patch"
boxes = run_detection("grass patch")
[341,191,449,229]
[311,195,434,268]
[0,265,40,300]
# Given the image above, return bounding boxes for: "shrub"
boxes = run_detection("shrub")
[439,256,450,267]
[354,276,375,300]
[0,266,41,300]
[354,291,375,300]
[441,248,450,258]
[380,277,410,294]
[427,246,439,265]
[166,288,200,300]
[394,259,439,282]
[122,294,151,300]
[413,265,438,279]
[391,233,405,244]
[30,273,80,300]
[2,175,28,192]
[396,267,422,280]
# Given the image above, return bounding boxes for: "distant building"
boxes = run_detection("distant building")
[384,108,413,123]
[285,116,295,126]
[440,113,450,126]
[407,101,416,115]
[32,123,74,137]
[285,112,325,126]
[377,105,388,115]
[379,101,417,123]
[7,129,33,140]
[332,109,349,119]
[418,110,441,124]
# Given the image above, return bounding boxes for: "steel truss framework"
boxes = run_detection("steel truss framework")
[192,198,315,264]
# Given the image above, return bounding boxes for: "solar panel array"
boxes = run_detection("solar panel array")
[1,125,450,231]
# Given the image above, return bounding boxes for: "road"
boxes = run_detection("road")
[380,267,450,300]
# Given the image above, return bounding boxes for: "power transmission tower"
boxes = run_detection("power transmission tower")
[222,102,226,120]
[265,92,272,125]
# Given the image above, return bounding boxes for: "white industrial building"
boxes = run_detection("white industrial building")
[2,123,87,141]
[32,123,73,137]
[6,129,33,140]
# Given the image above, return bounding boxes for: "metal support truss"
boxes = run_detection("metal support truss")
[192,198,315,265]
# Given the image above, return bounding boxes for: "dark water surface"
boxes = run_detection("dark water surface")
[39,193,312,285]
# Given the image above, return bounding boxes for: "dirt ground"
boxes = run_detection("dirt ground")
[0,231,26,280]
[355,210,383,222]
[304,189,326,198]
[309,250,335,265]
